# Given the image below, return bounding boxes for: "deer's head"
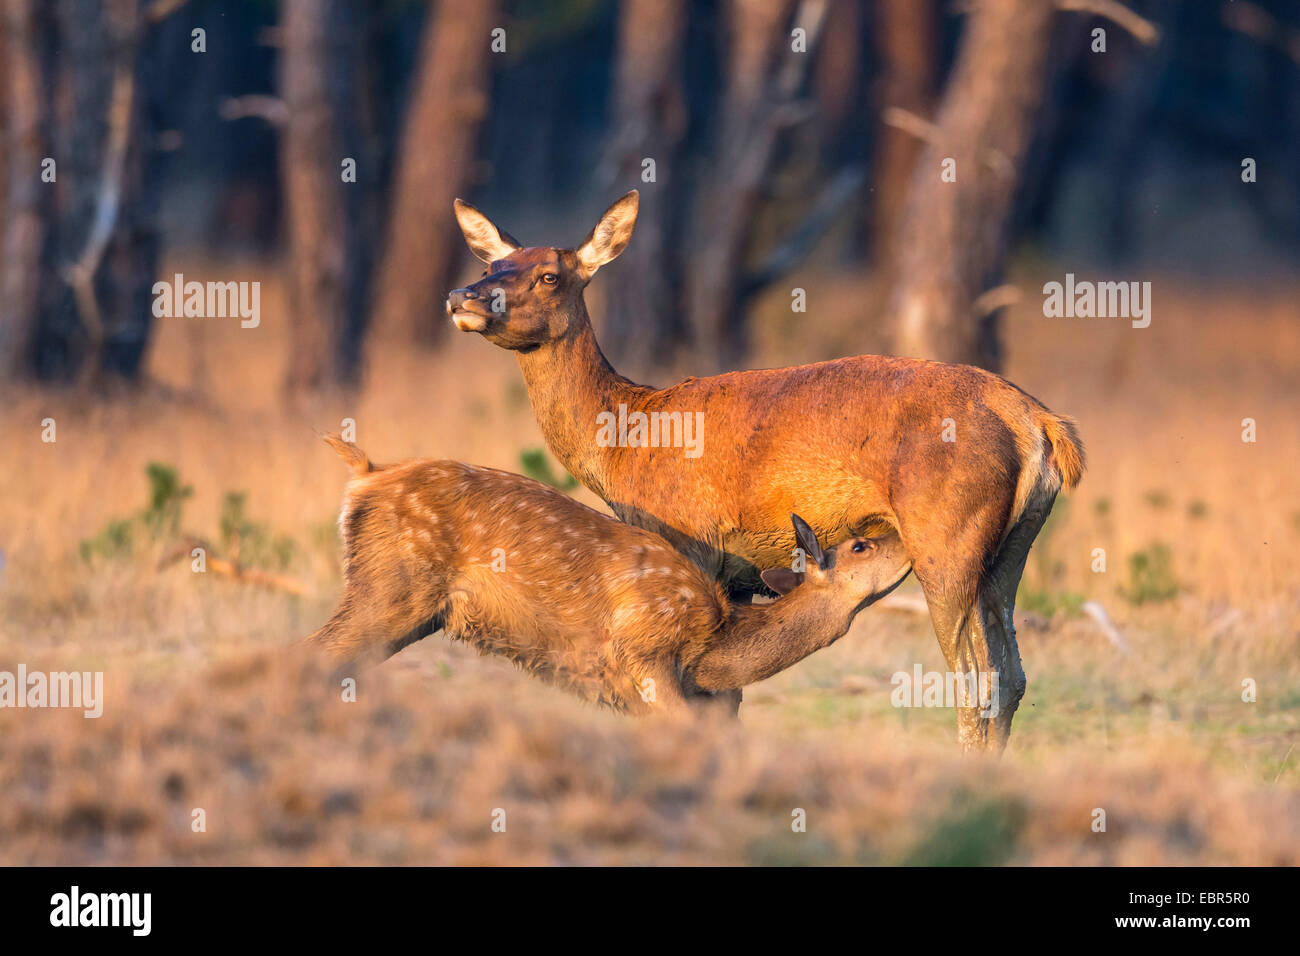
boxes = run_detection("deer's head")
[761,514,912,612]
[446,191,639,351]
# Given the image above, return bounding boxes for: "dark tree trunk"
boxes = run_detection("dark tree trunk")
[59,0,156,383]
[811,0,861,137]
[684,0,793,370]
[870,0,937,261]
[0,0,159,384]
[280,0,354,392]
[0,0,50,378]
[98,0,160,380]
[888,0,1056,370]
[369,0,496,346]
[599,0,688,370]
[683,0,836,371]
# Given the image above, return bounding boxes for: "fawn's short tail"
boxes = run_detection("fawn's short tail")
[323,434,373,476]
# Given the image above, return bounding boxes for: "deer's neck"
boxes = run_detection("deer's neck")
[718,590,858,686]
[734,590,857,645]
[516,307,646,495]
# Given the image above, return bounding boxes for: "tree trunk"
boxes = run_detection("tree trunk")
[281,0,352,392]
[683,0,834,371]
[6,0,158,385]
[811,0,861,137]
[369,0,496,346]
[870,0,936,261]
[888,0,1055,370]
[684,0,793,370]
[599,0,687,370]
[97,0,159,380]
[0,0,49,378]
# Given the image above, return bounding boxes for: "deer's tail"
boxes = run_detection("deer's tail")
[1041,412,1085,491]
[998,405,1085,549]
[323,434,373,477]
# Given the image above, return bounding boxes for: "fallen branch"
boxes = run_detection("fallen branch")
[206,557,306,596]
[157,538,307,596]
[1082,600,1133,654]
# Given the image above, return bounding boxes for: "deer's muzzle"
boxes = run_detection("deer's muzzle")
[446,287,490,332]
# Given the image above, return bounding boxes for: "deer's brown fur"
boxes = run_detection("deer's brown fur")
[446,192,1085,749]
[303,438,911,713]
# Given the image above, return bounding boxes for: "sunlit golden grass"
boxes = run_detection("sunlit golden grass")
[0,258,1296,864]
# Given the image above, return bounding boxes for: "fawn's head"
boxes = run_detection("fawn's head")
[761,514,912,611]
[446,191,639,350]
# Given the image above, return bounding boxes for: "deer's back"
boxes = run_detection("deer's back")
[602,354,1048,588]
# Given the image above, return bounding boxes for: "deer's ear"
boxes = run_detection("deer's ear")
[576,190,639,279]
[761,567,804,596]
[791,513,827,570]
[454,199,521,264]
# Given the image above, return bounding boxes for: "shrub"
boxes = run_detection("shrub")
[81,462,192,562]
[1121,543,1179,605]
[519,448,578,491]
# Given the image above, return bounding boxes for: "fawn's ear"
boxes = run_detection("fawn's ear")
[454,199,522,263]
[576,190,639,279]
[791,513,827,570]
[761,567,805,596]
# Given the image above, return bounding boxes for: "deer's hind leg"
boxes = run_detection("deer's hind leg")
[975,482,1058,744]
[897,477,1018,751]
[903,480,1057,752]
[912,568,1014,751]
[301,592,444,673]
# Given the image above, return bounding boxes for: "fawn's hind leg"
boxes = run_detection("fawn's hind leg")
[384,617,442,659]
[301,597,443,671]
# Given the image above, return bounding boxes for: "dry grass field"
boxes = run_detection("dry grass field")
[1,259,1297,864]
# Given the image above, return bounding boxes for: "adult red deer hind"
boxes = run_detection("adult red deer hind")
[445,190,1084,751]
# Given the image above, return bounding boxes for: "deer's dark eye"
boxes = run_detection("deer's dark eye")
[541,273,558,284]
[852,541,867,553]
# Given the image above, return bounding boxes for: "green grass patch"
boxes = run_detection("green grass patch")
[1120,543,1179,605]
[902,796,1026,866]
[519,448,578,491]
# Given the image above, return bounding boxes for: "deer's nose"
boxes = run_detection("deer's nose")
[446,287,480,311]
[446,287,490,331]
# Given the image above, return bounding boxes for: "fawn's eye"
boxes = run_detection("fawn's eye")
[541,273,558,284]
[852,541,868,553]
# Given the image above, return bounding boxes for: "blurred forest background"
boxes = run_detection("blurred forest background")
[1,0,1300,865]
[1,0,1297,389]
